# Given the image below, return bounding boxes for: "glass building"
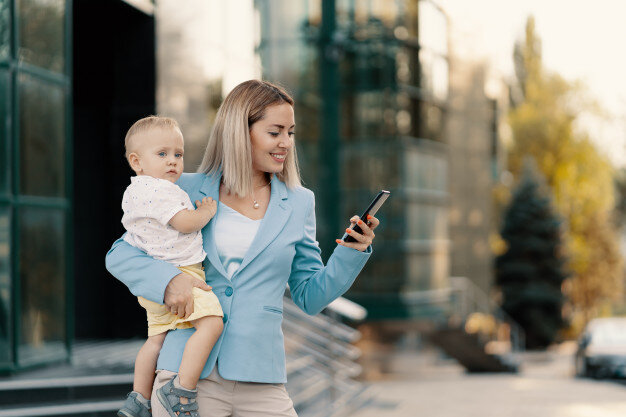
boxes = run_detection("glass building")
[256,0,450,318]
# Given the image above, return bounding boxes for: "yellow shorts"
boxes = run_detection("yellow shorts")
[137,263,224,337]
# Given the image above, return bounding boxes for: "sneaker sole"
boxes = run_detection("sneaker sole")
[117,411,133,417]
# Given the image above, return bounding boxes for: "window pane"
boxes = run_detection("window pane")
[0,206,10,365]
[19,73,66,197]
[343,149,400,190]
[418,0,447,56]
[419,101,444,141]
[432,56,449,102]
[0,69,8,193]
[420,49,449,101]
[19,207,66,363]
[0,0,9,61]
[17,0,66,73]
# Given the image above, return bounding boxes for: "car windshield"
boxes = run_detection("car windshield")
[591,321,626,345]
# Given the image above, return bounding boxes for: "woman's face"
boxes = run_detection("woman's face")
[249,102,295,176]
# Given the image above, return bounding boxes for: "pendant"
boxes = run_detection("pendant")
[253,200,259,209]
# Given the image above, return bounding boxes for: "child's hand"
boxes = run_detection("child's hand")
[195,197,217,219]
[170,197,217,233]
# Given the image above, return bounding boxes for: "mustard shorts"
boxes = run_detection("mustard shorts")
[138,263,224,337]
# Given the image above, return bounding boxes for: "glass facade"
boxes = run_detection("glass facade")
[0,0,71,372]
[0,0,8,61]
[17,0,66,73]
[257,0,450,318]
[18,74,66,197]
[0,206,10,366]
[0,68,8,194]
[18,208,66,363]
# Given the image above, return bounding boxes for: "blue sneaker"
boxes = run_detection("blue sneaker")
[117,391,151,417]
[156,375,199,417]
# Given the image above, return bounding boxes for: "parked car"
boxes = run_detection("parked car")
[575,317,626,379]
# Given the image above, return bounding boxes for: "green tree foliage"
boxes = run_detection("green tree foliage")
[507,17,623,330]
[495,161,567,349]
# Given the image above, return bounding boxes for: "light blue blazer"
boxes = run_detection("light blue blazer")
[105,171,372,383]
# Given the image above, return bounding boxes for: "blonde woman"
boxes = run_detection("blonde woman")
[106,80,380,417]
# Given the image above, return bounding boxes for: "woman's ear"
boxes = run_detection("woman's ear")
[127,152,142,174]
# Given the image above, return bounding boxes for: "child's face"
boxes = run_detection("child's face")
[128,127,185,182]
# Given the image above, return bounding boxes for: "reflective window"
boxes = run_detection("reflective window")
[343,149,400,190]
[17,0,65,73]
[404,148,447,192]
[407,248,448,291]
[18,207,66,363]
[407,202,448,241]
[418,0,447,56]
[419,49,449,103]
[257,0,308,42]
[19,73,66,197]
[419,101,444,141]
[0,69,8,193]
[0,0,9,61]
[0,206,10,365]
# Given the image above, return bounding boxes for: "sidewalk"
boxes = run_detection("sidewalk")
[352,343,626,417]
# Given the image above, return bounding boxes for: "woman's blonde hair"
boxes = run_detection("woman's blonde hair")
[198,80,301,197]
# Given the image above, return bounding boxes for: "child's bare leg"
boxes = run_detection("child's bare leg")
[134,332,167,399]
[178,316,224,390]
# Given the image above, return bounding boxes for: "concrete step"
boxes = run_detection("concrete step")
[0,373,133,408]
[0,399,124,417]
[429,327,518,373]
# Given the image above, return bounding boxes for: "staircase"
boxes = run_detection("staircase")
[429,327,518,372]
[428,277,523,373]
[0,297,370,417]
[0,339,136,417]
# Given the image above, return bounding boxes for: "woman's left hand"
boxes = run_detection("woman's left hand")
[336,215,380,252]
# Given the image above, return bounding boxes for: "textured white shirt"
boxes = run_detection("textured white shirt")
[122,176,206,267]
[214,202,262,279]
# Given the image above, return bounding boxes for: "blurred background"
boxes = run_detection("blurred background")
[1,0,626,416]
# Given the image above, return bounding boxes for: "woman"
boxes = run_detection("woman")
[106,80,380,417]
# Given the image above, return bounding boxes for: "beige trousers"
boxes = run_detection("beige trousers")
[151,368,298,417]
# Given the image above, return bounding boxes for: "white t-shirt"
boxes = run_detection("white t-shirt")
[214,202,262,279]
[122,176,206,267]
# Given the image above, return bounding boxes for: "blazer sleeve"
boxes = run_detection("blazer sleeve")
[288,191,372,315]
[105,236,182,304]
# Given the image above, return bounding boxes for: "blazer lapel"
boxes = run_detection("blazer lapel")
[198,172,229,279]
[236,175,292,275]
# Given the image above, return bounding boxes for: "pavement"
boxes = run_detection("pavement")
[352,342,626,417]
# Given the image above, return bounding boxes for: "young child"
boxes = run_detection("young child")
[117,116,224,417]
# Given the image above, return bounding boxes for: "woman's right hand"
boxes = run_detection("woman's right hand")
[164,272,212,318]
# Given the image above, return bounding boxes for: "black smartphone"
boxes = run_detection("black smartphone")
[343,190,390,243]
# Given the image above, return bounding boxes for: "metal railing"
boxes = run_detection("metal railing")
[283,294,371,417]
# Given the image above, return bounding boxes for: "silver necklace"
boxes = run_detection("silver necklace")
[251,181,270,209]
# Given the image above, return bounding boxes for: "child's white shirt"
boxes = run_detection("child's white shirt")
[122,176,206,267]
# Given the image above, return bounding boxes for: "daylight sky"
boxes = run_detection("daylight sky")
[442,0,626,167]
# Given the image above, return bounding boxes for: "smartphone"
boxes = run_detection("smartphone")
[343,190,390,243]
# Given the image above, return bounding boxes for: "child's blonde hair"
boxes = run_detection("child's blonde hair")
[125,115,181,159]
[198,80,301,197]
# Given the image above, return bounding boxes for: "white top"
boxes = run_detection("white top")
[122,176,206,267]
[214,202,262,279]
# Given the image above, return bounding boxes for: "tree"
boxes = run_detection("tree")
[495,161,568,349]
[506,17,623,329]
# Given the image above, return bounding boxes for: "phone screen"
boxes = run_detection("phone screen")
[343,190,390,243]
